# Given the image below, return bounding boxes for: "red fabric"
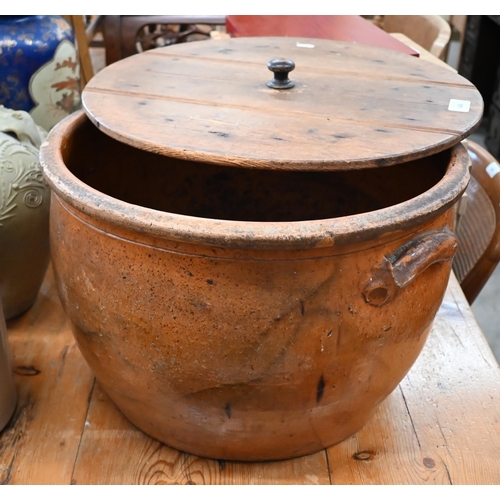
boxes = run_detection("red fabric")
[226,15,420,57]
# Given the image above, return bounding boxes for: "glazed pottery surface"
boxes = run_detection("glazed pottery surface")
[41,110,471,460]
[0,105,51,319]
[0,300,16,431]
[0,15,81,131]
[41,37,483,460]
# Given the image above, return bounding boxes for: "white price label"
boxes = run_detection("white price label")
[486,161,500,178]
[448,99,471,112]
[296,42,315,48]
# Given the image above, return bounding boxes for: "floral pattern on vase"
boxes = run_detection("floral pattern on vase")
[29,39,81,131]
[0,15,81,130]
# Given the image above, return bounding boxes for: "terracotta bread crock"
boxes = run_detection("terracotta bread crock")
[40,37,483,461]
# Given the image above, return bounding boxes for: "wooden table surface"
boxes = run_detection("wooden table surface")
[1,265,500,485]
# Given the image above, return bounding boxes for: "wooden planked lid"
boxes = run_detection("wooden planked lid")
[82,37,483,171]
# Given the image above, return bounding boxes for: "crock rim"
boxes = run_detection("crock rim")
[40,109,470,250]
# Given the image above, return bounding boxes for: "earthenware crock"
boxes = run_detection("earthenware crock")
[40,37,483,460]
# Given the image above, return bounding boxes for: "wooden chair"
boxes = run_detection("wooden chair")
[375,15,451,60]
[453,140,500,303]
[63,15,103,88]
[448,15,467,65]
[101,16,226,65]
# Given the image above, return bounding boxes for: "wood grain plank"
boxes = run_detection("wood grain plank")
[88,47,472,89]
[0,266,95,485]
[84,57,479,132]
[139,38,458,84]
[83,37,483,170]
[326,276,500,484]
[81,92,461,170]
[398,278,500,485]
[71,383,331,485]
[327,390,453,484]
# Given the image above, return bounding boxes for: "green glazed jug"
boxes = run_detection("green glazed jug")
[0,105,50,319]
[0,300,16,430]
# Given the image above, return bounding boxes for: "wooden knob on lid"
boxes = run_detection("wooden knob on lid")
[267,58,295,89]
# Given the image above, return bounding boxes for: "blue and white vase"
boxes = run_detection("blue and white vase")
[0,15,81,131]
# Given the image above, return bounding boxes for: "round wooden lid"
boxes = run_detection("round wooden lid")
[82,36,483,171]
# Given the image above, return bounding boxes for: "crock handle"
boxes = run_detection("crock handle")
[363,226,458,307]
